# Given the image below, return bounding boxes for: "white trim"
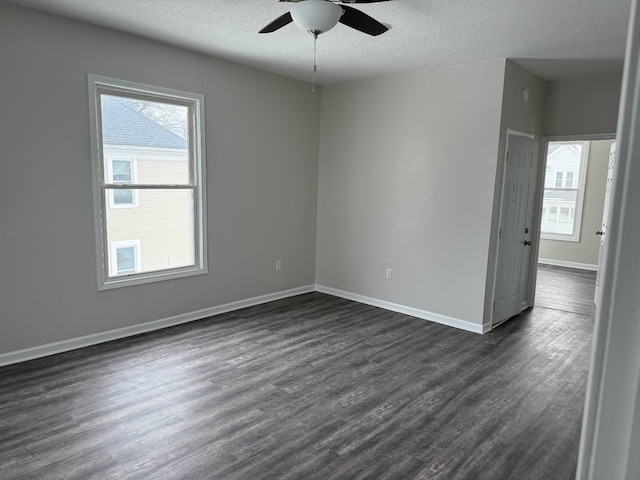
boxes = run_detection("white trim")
[544,133,617,142]
[106,144,190,157]
[577,0,640,477]
[0,283,493,368]
[316,285,487,334]
[98,265,207,291]
[506,128,536,139]
[0,285,315,368]
[537,258,598,271]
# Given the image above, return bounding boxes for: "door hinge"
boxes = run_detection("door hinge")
[499,227,502,238]
[493,300,495,311]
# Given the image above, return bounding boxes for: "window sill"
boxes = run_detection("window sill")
[540,233,581,243]
[98,264,207,291]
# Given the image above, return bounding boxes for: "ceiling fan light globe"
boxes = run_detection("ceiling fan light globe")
[291,0,343,34]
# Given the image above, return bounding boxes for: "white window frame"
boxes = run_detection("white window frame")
[107,157,138,208]
[540,141,589,242]
[111,239,141,276]
[88,74,207,290]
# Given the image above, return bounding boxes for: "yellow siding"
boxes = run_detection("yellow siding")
[104,152,194,276]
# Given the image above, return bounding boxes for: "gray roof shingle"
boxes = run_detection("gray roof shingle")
[101,96,187,150]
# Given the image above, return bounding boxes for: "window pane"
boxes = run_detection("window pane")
[112,160,132,182]
[542,189,578,235]
[113,189,134,205]
[105,189,195,277]
[555,172,563,187]
[101,94,190,185]
[566,171,574,188]
[541,141,586,240]
[116,247,136,274]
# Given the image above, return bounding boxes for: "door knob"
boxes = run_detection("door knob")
[524,240,532,246]
[596,231,604,236]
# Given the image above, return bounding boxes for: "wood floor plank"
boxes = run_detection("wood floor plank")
[535,264,597,315]
[0,290,593,479]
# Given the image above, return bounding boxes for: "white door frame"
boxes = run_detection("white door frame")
[490,128,536,329]
[577,0,640,477]
[527,132,616,309]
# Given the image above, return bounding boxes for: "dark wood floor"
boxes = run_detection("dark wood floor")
[535,264,597,316]
[0,292,593,480]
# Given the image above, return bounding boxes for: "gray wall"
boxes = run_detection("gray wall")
[0,5,320,354]
[316,61,506,326]
[544,72,623,136]
[483,60,547,323]
[538,139,615,266]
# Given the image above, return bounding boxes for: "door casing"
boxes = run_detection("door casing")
[527,133,616,313]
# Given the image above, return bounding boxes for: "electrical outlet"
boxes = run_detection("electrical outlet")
[386,268,393,280]
[276,260,282,271]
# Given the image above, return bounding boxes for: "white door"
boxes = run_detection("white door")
[594,141,616,305]
[493,134,539,327]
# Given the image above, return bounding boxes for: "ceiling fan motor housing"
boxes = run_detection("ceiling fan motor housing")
[291,0,343,34]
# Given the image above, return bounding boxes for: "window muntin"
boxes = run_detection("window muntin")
[540,141,589,242]
[89,75,207,290]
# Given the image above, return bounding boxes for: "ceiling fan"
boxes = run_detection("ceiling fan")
[259,0,390,37]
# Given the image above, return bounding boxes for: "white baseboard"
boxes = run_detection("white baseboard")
[0,285,315,368]
[538,258,598,271]
[315,285,485,334]
[1,283,489,368]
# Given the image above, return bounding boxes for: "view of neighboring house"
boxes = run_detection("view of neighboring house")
[101,95,194,277]
[541,142,586,237]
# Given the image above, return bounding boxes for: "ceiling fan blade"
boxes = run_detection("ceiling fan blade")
[338,0,390,3]
[339,5,388,36]
[279,0,390,2]
[259,12,293,33]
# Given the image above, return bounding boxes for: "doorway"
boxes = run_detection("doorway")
[532,135,616,316]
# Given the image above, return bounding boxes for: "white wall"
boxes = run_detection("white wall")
[538,139,614,267]
[316,61,506,327]
[0,4,320,355]
[544,72,623,136]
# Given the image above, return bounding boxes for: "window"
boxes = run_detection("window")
[555,172,563,188]
[89,75,207,290]
[117,247,136,273]
[540,141,589,242]
[108,158,137,207]
[566,171,574,188]
[111,240,141,276]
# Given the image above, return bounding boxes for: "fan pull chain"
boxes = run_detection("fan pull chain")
[312,31,318,93]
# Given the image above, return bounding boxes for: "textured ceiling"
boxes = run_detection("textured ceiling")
[6,0,632,84]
